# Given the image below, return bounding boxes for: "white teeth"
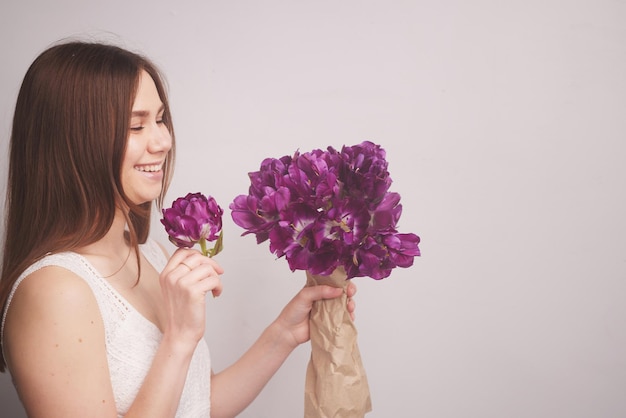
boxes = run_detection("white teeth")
[135,164,162,172]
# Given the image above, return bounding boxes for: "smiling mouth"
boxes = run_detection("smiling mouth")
[134,163,163,173]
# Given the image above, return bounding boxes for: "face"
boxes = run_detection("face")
[121,70,172,205]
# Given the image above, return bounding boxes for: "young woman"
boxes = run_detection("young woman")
[0,41,356,418]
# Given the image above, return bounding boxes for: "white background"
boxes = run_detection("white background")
[1,1,625,417]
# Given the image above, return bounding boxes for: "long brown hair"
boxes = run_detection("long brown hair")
[0,41,176,371]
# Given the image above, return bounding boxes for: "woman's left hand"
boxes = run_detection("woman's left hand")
[275,282,357,348]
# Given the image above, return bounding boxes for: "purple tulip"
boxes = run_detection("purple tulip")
[384,232,421,267]
[161,192,224,257]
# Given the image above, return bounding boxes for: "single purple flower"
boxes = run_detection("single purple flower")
[384,232,421,266]
[249,156,291,198]
[350,235,393,279]
[330,141,392,207]
[230,186,291,244]
[369,192,403,233]
[161,192,224,257]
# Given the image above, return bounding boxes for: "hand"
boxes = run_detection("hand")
[159,248,224,347]
[275,282,357,349]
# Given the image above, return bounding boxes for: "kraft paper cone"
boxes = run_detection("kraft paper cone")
[304,268,372,418]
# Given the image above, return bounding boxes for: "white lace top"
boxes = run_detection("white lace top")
[1,239,211,417]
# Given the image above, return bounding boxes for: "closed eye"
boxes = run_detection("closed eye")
[130,105,166,130]
[157,110,166,125]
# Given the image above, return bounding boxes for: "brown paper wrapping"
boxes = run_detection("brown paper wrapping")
[304,268,372,418]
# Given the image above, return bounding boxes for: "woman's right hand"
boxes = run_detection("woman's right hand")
[159,248,224,348]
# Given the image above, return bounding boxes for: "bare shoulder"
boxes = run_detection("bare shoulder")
[5,265,100,330]
[3,266,116,416]
[3,265,105,367]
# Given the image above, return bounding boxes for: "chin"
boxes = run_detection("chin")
[128,190,162,206]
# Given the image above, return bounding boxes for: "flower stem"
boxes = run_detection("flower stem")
[200,238,208,257]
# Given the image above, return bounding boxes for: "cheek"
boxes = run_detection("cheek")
[123,138,143,166]
[119,162,134,191]
[120,141,141,180]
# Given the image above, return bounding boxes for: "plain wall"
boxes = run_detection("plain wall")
[1,1,625,417]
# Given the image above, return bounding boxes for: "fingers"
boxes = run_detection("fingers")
[346,282,357,320]
[164,248,223,275]
[303,282,357,301]
[177,249,224,273]
[347,296,356,321]
[301,285,342,303]
[162,248,224,298]
[178,263,223,297]
[346,281,357,298]
[167,248,224,279]
[301,283,358,321]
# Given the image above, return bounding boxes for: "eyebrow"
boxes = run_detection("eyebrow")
[131,104,165,117]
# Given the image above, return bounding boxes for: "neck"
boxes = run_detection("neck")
[75,209,140,279]
[78,209,131,259]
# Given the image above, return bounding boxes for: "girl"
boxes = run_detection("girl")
[0,40,355,418]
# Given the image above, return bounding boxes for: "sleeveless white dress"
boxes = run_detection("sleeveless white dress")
[1,239,211,417]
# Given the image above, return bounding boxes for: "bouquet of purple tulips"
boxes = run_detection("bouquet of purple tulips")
[230,141,420,417]
[230,141,419,280]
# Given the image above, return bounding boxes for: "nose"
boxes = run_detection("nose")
[148,124,172,154]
